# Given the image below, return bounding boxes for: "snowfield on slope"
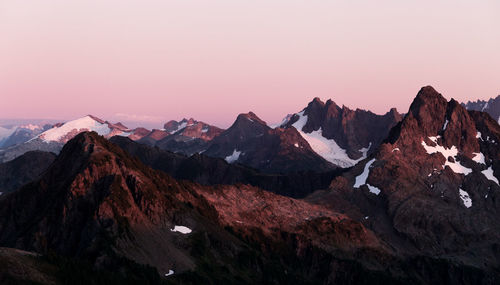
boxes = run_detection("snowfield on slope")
[472,152,486,165]
[291,111,370,168]
[225,149,242,163]
[170,225,192,234]
[169,121,187,134]
[353,158,381,195]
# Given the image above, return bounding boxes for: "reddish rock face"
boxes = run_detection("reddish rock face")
[149,118,224,154]
[309,86,500,273]
[146,129,170,140]
[126,127,150,140]
[199,184,381,251]
[162,118,223,141]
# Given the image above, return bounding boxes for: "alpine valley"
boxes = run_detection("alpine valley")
[1,86,500,284]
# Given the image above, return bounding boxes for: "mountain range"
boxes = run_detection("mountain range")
[1,86,500,284]
[462,95,500,124]
[0,98,403,174]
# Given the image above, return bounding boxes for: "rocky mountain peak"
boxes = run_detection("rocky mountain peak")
[406,86,448,134]
[235,112,268,127]
[310,97,325,106]
[186,118,196,125]
[304,97,326,117]
[388,86,479,157]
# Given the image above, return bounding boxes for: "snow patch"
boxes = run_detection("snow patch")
[353,158,381,195]
[472,152,486,165]
[482,102,489,111]
[459,189,472,208]
[354,159,375,188]
[291,111,369,167]
[421,136,472,175]
[170,121,187,134]
[294,143,299,148]
[476,132,482,139]
[165,270,174,277]
[481,166,499,186]
[442,119,449,131]
[367,185,381,195]
[225,149,242,163]
[201,127,209,133]
[170,225,192,234]
[392,148,400,152]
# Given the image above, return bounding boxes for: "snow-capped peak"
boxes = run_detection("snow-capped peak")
[37,115,113,143]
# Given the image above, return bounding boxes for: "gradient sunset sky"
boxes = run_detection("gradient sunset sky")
[1,0,499,128]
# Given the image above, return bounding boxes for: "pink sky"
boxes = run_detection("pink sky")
[1,0,499,128]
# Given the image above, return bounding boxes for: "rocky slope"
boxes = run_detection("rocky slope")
[0,247,58,284]
[281,97,402,167]
[307,86,500,281]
